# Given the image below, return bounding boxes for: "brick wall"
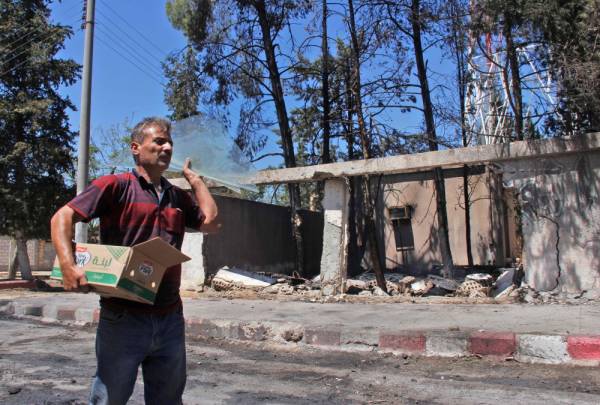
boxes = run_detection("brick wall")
[0,237,55,272]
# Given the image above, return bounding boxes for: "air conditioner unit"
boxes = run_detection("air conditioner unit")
[389,206,412,220]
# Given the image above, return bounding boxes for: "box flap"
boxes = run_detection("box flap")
[131,237,191,268]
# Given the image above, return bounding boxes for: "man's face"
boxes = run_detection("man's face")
[131,125,173,171]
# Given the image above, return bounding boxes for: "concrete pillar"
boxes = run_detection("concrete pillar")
[320,178,349,296]
[181,231,205,291]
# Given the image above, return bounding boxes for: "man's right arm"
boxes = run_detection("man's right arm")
[50,205,88,291]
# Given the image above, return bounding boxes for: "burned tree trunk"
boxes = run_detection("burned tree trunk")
[410,0,455,277]
[347,0,387,292]
[7,234,33,280]
[321,0,332,165]
[503,13,523,141]
[255,0,304,273]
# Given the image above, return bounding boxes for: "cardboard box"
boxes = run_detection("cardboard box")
[51,237,191,304]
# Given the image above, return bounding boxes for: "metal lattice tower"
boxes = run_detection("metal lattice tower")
[465,28,558,145]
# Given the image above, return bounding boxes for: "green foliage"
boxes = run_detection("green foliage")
[164,0,312,159]
[166,0,212,48]
[89,117,133,178]
[163,46,204,121]
[161,0,599,188]
[0,0,80,239]
[538,0,600,133]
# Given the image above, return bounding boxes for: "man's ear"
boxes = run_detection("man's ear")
[131,142,140,157]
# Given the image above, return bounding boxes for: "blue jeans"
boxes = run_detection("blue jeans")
[89,306,186,405]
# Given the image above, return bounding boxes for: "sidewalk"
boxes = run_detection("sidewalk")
[1,290,599,366]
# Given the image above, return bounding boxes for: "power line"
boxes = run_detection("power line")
[1,29,39,53]
[95,25,165,81]
[1,27,60,63]
[1,14,82,66]
[99,2,168,58]
[95,23,164,77]
[95,8,165,63]
[95,23,164,78]
[0,1,80,50]
[0,29,82,78]
[95,34,165,86]
[49,1,87,27]
[1,2,82,52]
[0,56,34,78]
[0,21,80,75]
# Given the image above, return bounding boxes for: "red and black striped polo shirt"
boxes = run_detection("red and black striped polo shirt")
[68,169,204,313]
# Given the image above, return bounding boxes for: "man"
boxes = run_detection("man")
[51,117,219,404]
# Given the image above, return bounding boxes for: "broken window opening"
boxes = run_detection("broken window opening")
[390,206,415,251]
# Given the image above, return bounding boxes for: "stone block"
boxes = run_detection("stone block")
[426,331,469,357]
[56,306,77,321]
[469,331,516,357]
[517,334,570,364]
[23,305,43,317]
[379,332,425,353]
[305,329,341,346]
[567,335,600,360]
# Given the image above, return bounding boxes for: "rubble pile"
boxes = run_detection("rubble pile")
[211,267,276,291]
[514,284,600,304]
[209,267,517,299]
[209,267,321,299]
[206,263,596,304]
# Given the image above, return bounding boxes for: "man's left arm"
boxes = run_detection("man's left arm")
[182,158,220,233]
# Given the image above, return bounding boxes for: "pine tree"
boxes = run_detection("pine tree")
[163,45,203,121]
[0,0,80,278]
[166,0,313,274]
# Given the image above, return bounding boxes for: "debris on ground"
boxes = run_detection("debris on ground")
[345,279,368,294]
[200,262,596,304]
[465,273,494,287]
[211,267,277,291]
[428,275,459,292]
[410,279,434,295]
[455,279,491,298]
[493,268,517,298]
[372,286,389,297]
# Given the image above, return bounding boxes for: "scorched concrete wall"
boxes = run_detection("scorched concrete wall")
[380,167,510,272]
[500,151,600,293]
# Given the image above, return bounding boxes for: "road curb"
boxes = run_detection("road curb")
[0,280,36,290]
[1,299,599,366]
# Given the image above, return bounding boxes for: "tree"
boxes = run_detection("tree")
[290,2,415,283]
[165,0,312,273]
[0,0,80,279]
[163,45,204,121]
[375,0,456,277]
[535,0,600,133]
[321,0,332,166]
[440,0,474,266]
[346,0,389,290]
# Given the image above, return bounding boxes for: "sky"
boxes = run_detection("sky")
[47,0,461,175]
[50,0,187,140]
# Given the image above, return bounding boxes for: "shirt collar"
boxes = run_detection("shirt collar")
[131,168,173,191]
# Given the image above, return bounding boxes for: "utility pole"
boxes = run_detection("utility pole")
[75,0,95,243]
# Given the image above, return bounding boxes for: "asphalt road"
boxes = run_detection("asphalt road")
[1,318,599,405]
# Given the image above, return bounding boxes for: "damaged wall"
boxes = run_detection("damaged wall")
[379,167,512,273]
[499,151,600,293]
[199,195,323,279]
[0,237,55,272]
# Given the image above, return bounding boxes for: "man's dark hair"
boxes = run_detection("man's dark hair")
[131,117,171,144]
